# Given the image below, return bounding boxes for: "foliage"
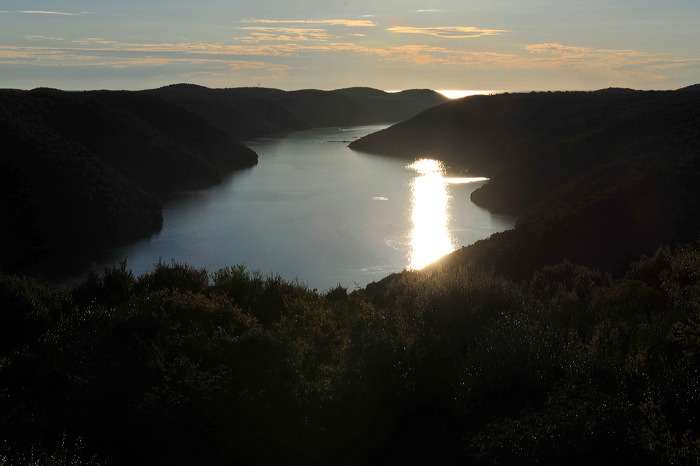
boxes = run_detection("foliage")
[2,243,699,463]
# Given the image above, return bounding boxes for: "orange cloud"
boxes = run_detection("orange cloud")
[238,27,334,43]
[523,42,700,84]
[2,37,697,87]
[525,42,656,67]
[27,35,66,41]
[525,43,593,55]
[387,26,507,38]
[385,45,516,66]
[0,10,81,15]
[243,18,378,27]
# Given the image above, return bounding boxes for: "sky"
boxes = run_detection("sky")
[1,0,699,92]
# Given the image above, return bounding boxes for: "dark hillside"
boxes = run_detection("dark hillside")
[0,110,162,272]
[0,89,258,273]
[677,83,700,92]
[23,89,257,194]
[85,90,258,173]
[351,89,700,276]
[285,87,447,128]
[145,85,306,140]
[147,85,448,140]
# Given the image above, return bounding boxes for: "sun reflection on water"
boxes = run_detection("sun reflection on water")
[407,159,488,270]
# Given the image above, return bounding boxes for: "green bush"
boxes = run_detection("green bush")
[2,246,700,464]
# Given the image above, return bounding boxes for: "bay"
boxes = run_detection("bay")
[68,124,516,291]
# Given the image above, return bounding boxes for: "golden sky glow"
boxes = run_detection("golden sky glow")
[1,1,698,91]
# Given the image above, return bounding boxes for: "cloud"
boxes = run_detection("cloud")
[0,44,293,78]
[237,27,334,43]
[525,42,651,65]
[387,26,507,38]
[26,35,66,41]
[2,34,697,88]
[525,43,593,55]
[0,10,80,16]
[21,10,77,15]
[0,49,30,59]
[385,45,516,66]
[0,42,308,64]
[523,42,700,83]
[73,38,118,45]
[243,18,378,27]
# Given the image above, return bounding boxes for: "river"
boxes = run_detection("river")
[65,124,516,291]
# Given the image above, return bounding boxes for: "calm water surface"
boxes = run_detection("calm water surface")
[78,125,515,290]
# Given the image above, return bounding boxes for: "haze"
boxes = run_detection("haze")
[2,0,699,91]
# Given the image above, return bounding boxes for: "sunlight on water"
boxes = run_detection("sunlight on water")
[443,176,490,184]
[407,159,489,269]
[436,90,501,99]
[385,90,501,99]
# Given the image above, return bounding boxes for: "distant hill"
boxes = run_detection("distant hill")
[351,88,700,277]
[677,83,700,92]
[146,85,448,140]
[592,87,638,94]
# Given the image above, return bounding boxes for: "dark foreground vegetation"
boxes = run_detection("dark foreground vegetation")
[351,87,700,277]
[1,244,699,464]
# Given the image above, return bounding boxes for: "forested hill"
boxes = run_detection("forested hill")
[145,85,449,140]
[350,87,700,277]
[0,88,258,273]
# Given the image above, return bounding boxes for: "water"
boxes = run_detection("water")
[70,124,515,290]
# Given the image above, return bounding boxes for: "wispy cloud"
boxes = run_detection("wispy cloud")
[1,10,81,16]
[238,27,334,43]
[2,35,697,87]
[385,45,516,66]
[387,26,507,38]
[526,43,650,65]
[526,43,601,56]
[73,38,118,45]
[243,18,378,27]
[523,42,700,83]
[0,44,293,78]
[26,35,66,41]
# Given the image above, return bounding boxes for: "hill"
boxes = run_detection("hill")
[350,88,700,276]
[0,88,258,273]
[677,83,700,92]
[146,85,448,140]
